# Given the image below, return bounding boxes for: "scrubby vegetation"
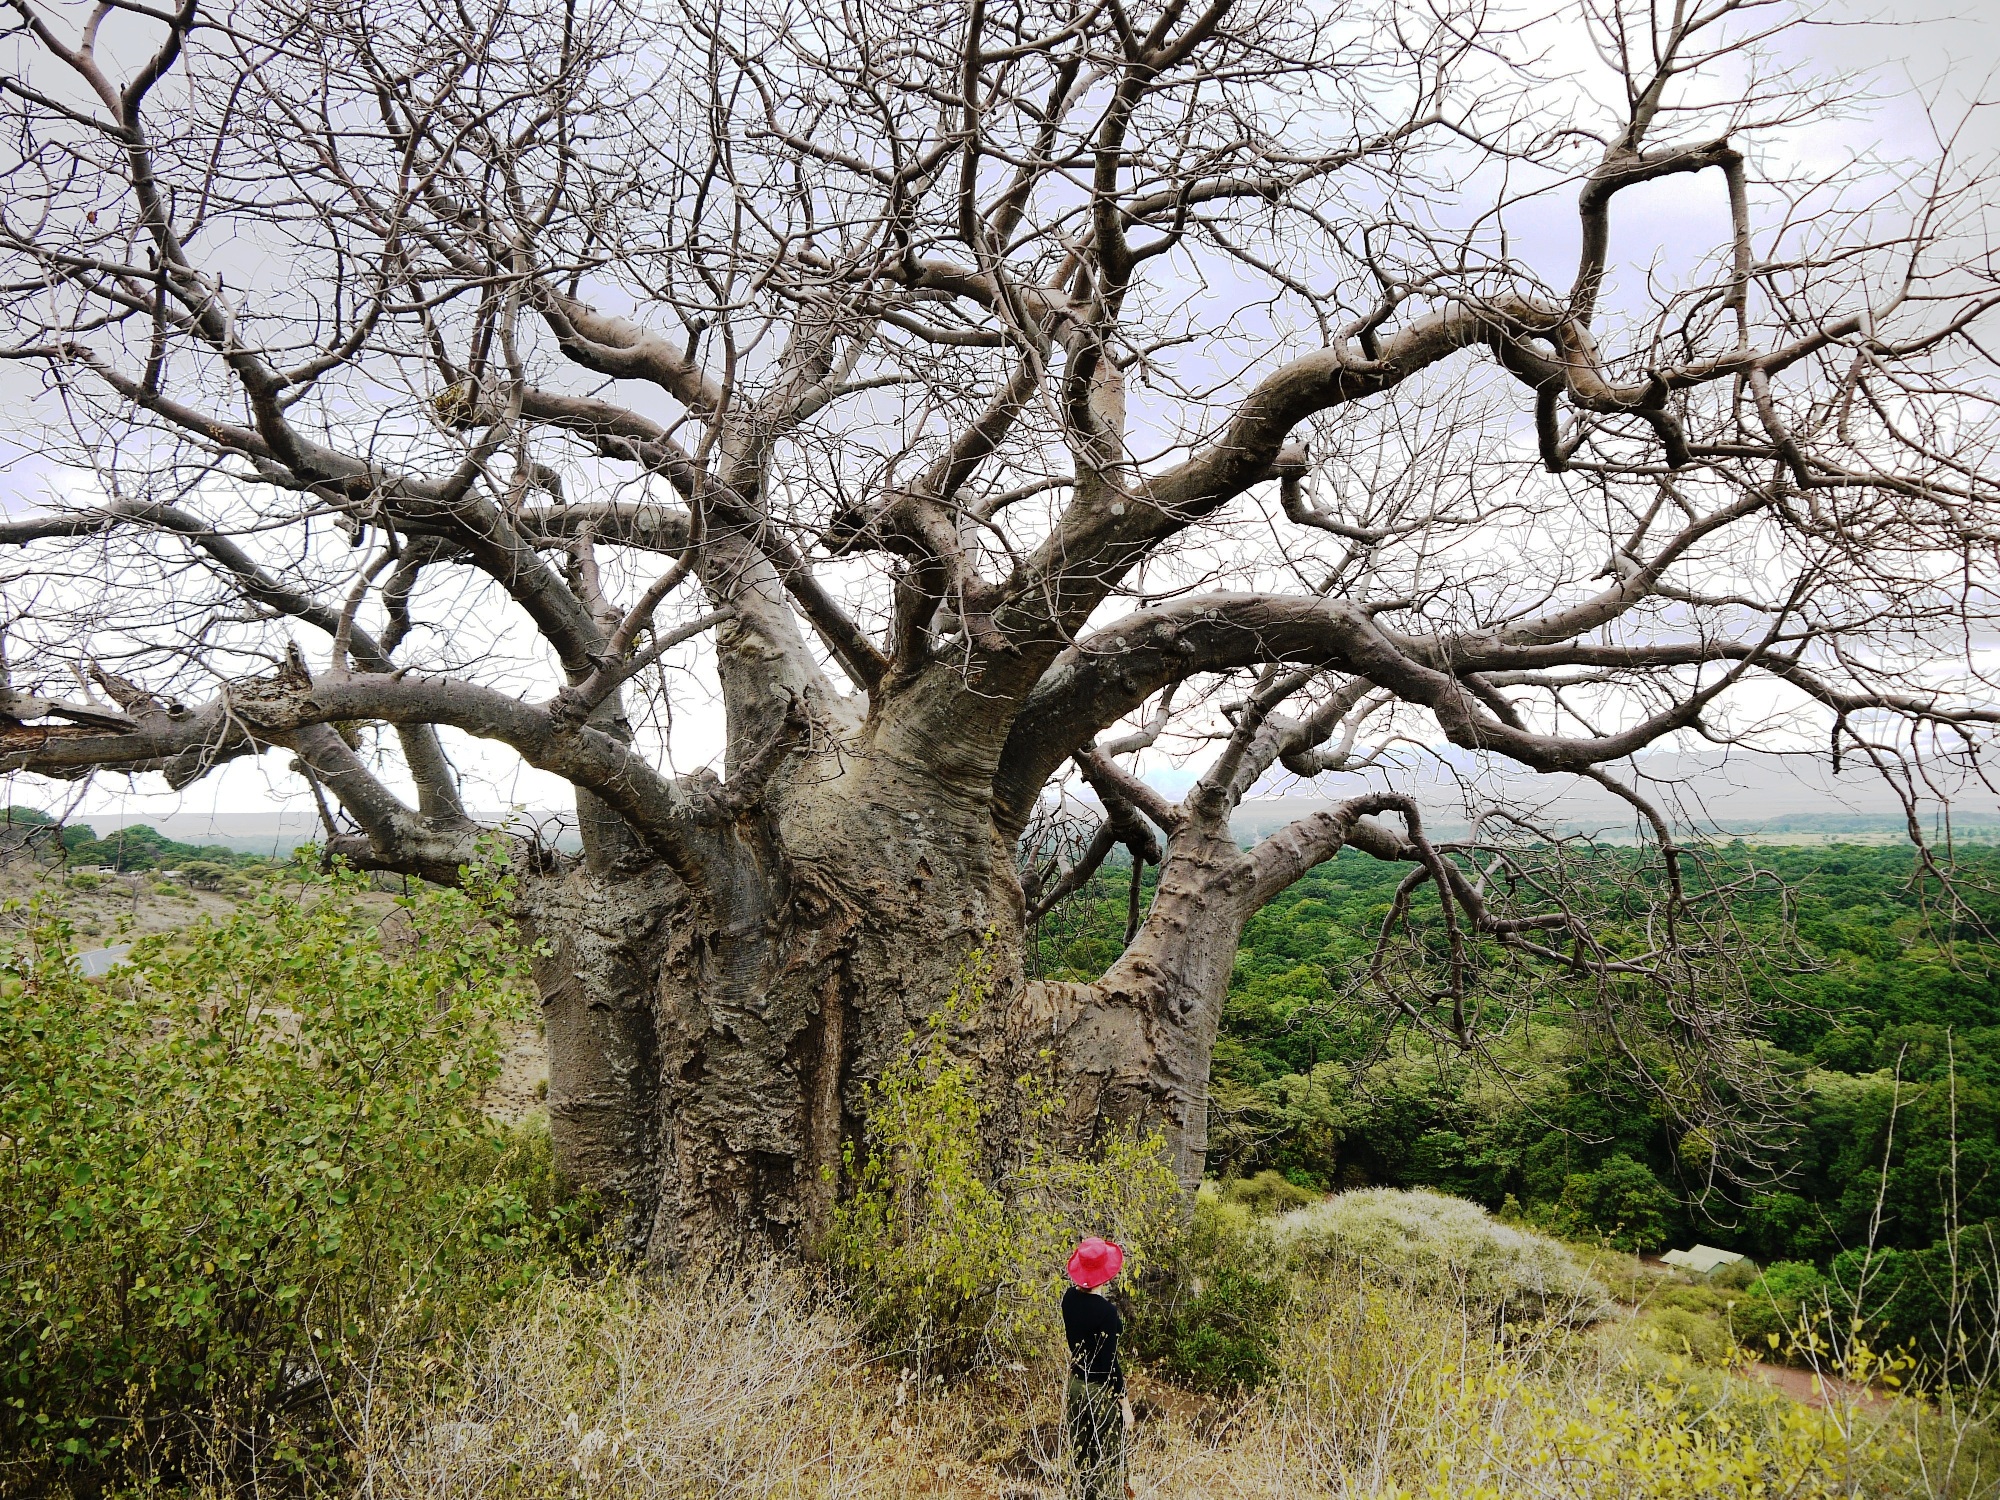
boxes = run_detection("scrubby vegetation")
[0,866,578,1497]
[1271,1186,1614,1329]
[359,1203,1992,1499]
[7,845,1998,1497]
[2,805,278,878]
[823,944,1184,1372]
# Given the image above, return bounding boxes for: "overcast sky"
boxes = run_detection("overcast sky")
[5,0,1997,835]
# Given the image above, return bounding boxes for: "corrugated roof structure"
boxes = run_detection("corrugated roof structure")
[1661,1244,1746,1275]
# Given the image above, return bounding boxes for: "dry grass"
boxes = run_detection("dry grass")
[352,1265,1994,1500]
[1126,1271,1984,1499]
[353,1270,1081,1499]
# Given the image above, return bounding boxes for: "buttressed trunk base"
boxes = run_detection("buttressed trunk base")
[526,734,1257,1263]
[528,746,1013,1261]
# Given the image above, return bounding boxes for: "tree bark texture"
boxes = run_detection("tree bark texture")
[526,732,1227,1264]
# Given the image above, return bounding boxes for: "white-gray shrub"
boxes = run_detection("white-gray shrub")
[1272,1188,1613,1328]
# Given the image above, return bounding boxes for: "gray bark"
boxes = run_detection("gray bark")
[524,693,1392,1263]
[528,730,1041,1264]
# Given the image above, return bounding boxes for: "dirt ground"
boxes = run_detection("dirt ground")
[486,1020,550,1123]
[1745,1358,1890,1410]
[1590,1251,1895,1411]
[0,857,246,942]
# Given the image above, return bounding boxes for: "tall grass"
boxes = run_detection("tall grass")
[357,1271,994,1499]
[1139,1267,1986,1499]
[359,1258,1994,1499]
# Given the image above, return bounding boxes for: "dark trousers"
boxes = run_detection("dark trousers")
[1065,1375,1125,1500]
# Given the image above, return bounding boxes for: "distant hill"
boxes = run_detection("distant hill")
[1223,749,2000,844]
[26,807,588,856]
[42,747,1998,857]
[2,808,275,870]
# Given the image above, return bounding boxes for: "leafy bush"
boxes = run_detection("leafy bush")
[1272,1187,1613,1328]
[823,943,1182,1373]
[0,864,575,1495]
[1554,1151,1679,1252]
[1650,1280,1729,1316]
[1125,1193,1287,1392]
[1637,1305,1740,1367]
[1708,1254,1764,1291]
[1221,1169,1319,1215]
[1260,1263,1940,1500]
[1828,1227,2000,1376]
[178,859,231,891]
[1730,1260,1833,1357]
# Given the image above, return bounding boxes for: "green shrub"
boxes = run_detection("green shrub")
[1708,1255,1762,1291]
[1222,1169,1319,1216]
[1636,1304,1739,1366]
[1273,1187,1613,1328]
[1731,1259,1834,1358]
[823,942,1182,1374]
[1828,1229,2000,1377]
[0,864,575,1495]
[1553,1152,1678,1252]
[1126,1193,1287,1392]
[1652,1280,1734,1317]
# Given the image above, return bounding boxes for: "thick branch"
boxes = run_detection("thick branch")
[0,666,784,885]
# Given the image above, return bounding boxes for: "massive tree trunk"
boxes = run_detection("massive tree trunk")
[523,669,1358,1263]
[1021,815,1257,1196]
[527,730,1042,1262]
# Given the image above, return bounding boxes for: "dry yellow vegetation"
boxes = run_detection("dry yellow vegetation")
[349,1267,1989,1500]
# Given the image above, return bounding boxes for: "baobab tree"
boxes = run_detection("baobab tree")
[3,0,1998,1260]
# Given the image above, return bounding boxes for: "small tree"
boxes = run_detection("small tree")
[0,870,558,1489]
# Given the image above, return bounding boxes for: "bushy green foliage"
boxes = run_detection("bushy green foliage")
[1636,1305,1741,1367]
[0,863,576,1494]
[1125,1193,1288,1392]
[1271,1187,1614,1329]
[1826,1226,2000,1372]
[823,943,1182,1373]
[1554,1152,1679,1252]
[1221,1169,1319,1216]
[41,816,272,874]
[1732,1260,1834,1354]
[1039,841,2000,1366]
[1626,1278,1763,1368]
[1627,1241,2000,1382]
[177,858,233,891]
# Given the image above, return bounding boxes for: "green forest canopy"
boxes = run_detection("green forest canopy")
[1039,841,2000,1355]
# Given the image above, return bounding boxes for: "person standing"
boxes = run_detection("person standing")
[1062,1236,1135,1500]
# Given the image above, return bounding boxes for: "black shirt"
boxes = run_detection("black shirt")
[1061,1286,1124,1390]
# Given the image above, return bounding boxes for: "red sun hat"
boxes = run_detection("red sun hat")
[1067,1236,1125,1289]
